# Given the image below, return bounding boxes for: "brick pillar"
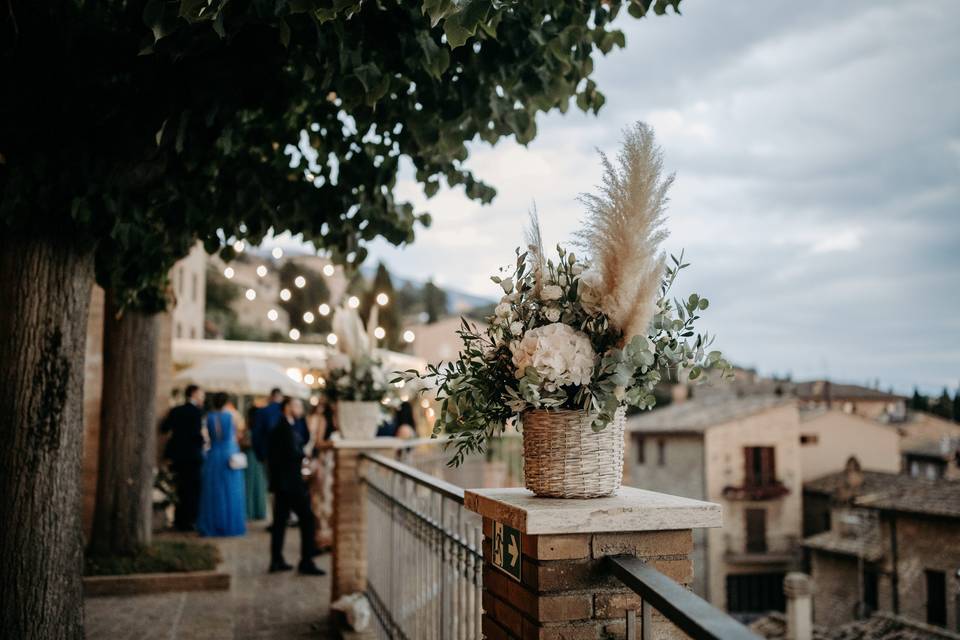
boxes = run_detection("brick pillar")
[465,487,722,640]
[328,439,405,601]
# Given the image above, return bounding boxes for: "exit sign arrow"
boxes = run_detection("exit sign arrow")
[493,520,522,582]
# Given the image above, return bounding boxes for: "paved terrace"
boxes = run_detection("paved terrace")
[84,526,331,639]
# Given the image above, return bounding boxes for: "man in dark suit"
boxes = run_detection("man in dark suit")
[267,396,324,575]
[160,384,205,531]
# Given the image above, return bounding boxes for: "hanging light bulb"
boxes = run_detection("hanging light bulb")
[271,247,283,259]
[303,311,315,324]
[280,288,291,301]
[376,292,389,306]
[245,289,257,301]
[322,264,335,277]
[374,326,386,340]
[223,266,235,279]
[403,330,416,343]
[289,328,301,341]
[304,373,316,385]
[326,333,338,345]
[267,309,279,322]
[256,265,268,278]
[233,240,245,253]
[318,303,331,316]
[347,295,360,309]
[294,275,307,288]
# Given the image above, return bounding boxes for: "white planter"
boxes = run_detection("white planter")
[337,401,383,440]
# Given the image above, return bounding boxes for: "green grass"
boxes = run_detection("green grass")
[84,540,221,576]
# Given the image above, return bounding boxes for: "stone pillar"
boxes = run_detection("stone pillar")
[784,572,813,640]
[327,438,407,601]
[464,487,722,640]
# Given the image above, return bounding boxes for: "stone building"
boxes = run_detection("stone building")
[797,409,901,483]
[803,461,960,631]
[625,396,803,613]
[793,380,906,422]
[171,242,207,340]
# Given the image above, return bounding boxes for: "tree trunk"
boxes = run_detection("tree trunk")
[0,233,93,640]
[89,296,159,556]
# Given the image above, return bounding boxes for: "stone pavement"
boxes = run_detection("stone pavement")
[84,523,332,639]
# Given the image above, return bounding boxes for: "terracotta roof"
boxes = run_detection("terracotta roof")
[802,530,884,561]
[751,611,960,639]
[626,396,793,434]
[804,470,960,519]
[793,380,905,402]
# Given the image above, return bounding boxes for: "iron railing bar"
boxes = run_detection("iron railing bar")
[367,582,411,640]
[361,452,466,503]
[365,481,481,559]
[607,556,761,640]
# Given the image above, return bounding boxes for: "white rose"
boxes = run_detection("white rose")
[540,285,563,301]
[510,321,524,336]
[578,267,604,313]
[545,308,561,322]
[509,323,596,387]
[494,302,512,318]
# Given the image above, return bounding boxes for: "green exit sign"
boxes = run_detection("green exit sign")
[492,521,522,582]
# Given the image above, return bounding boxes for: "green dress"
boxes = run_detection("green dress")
[243,446,268,520]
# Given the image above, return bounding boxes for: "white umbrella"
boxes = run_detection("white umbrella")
[174,357,309,397]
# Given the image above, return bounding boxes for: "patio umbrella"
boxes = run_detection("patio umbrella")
[174,357,309,397]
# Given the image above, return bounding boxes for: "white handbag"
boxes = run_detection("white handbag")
[229,451,248,470]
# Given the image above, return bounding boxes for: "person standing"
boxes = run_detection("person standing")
[251,387,284,462]
[267,397,324,575]
[242,403,268,521]
[197,393,247,537]
[160,384,205,531]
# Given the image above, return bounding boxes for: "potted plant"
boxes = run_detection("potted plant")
[326,306,388,440]
[398,123,732,498]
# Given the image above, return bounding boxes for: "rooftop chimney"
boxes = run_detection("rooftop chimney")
[784,572,813,640]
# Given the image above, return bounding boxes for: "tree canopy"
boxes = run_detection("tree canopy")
[1,0,681,308]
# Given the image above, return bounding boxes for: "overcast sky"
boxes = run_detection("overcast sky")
[274,1,960,394]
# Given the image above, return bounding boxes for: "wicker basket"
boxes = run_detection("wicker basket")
[521,406,626,498]
[337,401,382,440]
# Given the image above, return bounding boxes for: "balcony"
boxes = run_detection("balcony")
[328,438,760,640]
[722,481,790,501]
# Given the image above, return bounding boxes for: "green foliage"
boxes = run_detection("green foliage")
[278,261,331,334]
[84,540,220,576]
[361,262,402,349]
[932,387,954,420]
[1,0,682,309]
[423,279,448,323]
[911,388,929,412]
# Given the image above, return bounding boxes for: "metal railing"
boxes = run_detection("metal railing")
[607,556,761,640]
[361,452,483,640]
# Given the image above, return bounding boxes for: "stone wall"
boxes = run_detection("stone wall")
[810,551,860,627]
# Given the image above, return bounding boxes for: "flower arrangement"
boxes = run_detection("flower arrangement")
[398,123,732,467]
[325,306,388,402]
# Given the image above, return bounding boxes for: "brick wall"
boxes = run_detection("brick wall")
[887,515,960,631]
[810,551,860,627]
[480,519,694,640]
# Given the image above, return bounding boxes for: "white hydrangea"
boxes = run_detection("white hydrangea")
[544,308,561,322]
[509,321,524,336]
[510,323,596,387]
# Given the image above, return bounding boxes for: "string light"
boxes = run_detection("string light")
[376,292,389,306]
[245,289,257,301]
[233,240,245,253]
[318,303,331,316]
[267,309,279,322]
[223,267,235,279]
[309,395,320,406]
[403,330,416,343]
[347,295,360,309]
[303,311,315,324]
[304,373,316,385]
[322,264,335,276]
[326,333,338,345]
[271,247,283,259]
[289,328,301,341]
[420,398,430,409]
[256,265,268,277]
[294,275,306,288]
[374,326,386,340]
[279,288,291,301]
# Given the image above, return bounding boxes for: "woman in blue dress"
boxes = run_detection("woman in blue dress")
[197,393,247,537]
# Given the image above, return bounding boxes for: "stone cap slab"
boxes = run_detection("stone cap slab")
[464,487,722,535]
